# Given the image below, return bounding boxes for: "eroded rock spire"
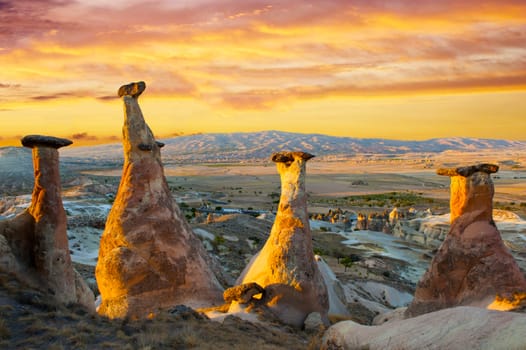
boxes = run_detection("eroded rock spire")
[406,164,526,316]
[95,81,223,319]
[230,151,329,327]
[0,135,94,311]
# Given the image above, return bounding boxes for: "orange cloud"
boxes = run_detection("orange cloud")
[1,0,525,142]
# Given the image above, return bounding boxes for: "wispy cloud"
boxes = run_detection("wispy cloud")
[1,0,525,141]
[71,132,98,141]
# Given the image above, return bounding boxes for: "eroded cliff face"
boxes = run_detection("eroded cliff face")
[95,82,223,319]
[406,164,526,317]
[231,151,329,327]
[0,135,94,311]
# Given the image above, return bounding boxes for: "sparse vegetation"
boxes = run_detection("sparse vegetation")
[340,257,354,271]
[0,269,309,350]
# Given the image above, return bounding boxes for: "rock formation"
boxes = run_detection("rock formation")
[0,135,94,311]
[406,164,526,316]
[95,81,223,319]
[355,213,367,230]
[321,306,526,350]
[230,151,329,327]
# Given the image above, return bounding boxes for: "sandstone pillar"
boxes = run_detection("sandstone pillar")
[232,151,329,327]
[406,164,526,316]
[96,82,223,319]
[22,135,77,302]
[0,135,94,311]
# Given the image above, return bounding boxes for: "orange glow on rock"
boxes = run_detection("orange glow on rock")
[487,293,526,311]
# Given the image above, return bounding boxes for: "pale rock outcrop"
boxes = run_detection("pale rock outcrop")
[231,152,329,327]
[406,164,526,316]
[95,82,223,319]
[0,135,94,311]
[321,306,526,350]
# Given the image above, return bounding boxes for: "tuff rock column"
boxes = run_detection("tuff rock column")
[231,151,329,327]
[23,135,77,303]
[0,135,95,311]
[95,81,223,319]
[406,164,526,317]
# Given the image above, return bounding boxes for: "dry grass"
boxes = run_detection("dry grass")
[0,269,310,349]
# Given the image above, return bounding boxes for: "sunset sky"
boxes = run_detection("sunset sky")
[1,0,525,146]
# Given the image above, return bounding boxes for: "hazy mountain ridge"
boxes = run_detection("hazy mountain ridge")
[2,131,524,168]
[56,131,525,163]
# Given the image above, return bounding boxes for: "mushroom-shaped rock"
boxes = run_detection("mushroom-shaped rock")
[96,82,223,319]
[230,151,329,327]
[406,164,526,317]
[0,135,94,312]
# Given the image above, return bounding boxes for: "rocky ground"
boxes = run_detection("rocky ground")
[0,269,318,349]
[1,161,525,349]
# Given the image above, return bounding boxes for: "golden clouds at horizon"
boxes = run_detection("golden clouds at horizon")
[0,0,525,144]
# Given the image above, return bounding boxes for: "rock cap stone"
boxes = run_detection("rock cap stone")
[21,135,73,149]
[271,151,315,164]
[118,81,146,98]
[437,163,499,177]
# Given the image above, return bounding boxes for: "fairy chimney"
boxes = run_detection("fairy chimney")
[0,135,95,311]
[406,164,526,316]
[95,81,223,319]
[231,151,329,327]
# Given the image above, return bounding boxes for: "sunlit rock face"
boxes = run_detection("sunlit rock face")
[232,151,329,327]
[406,164,526,317]
[96,82,223,319]
[0,135,94,311]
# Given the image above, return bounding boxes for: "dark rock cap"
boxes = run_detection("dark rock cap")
[118,81,146,98]
[271,151,315,164]
[437,163,499,177]
[21,135,73,149]
[138,143,153,151]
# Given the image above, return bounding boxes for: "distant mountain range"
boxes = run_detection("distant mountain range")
[57,130,526,164]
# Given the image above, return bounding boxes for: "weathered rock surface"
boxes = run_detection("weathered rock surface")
[223,282,265,305]
[0,135,94,311]
[406,164,526,316]
[95,81,223,319]
[231,151,329,327]
[321,306,526,350]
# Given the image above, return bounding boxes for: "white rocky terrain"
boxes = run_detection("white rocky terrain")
[322,306,526,349]
[394,209,526,272]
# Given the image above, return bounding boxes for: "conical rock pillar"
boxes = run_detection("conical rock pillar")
[231,151,329,327]
[406,164,526,317]
[95,82,223,319]
[0,135,95,311]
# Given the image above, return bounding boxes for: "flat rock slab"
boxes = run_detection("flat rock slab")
[21,135,73,149]
[437,163,499,177]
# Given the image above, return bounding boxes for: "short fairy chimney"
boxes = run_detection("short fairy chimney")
[95,82,223,319]
[231,151,329,327]
[0,135,94,311]
[406,164,526,316]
